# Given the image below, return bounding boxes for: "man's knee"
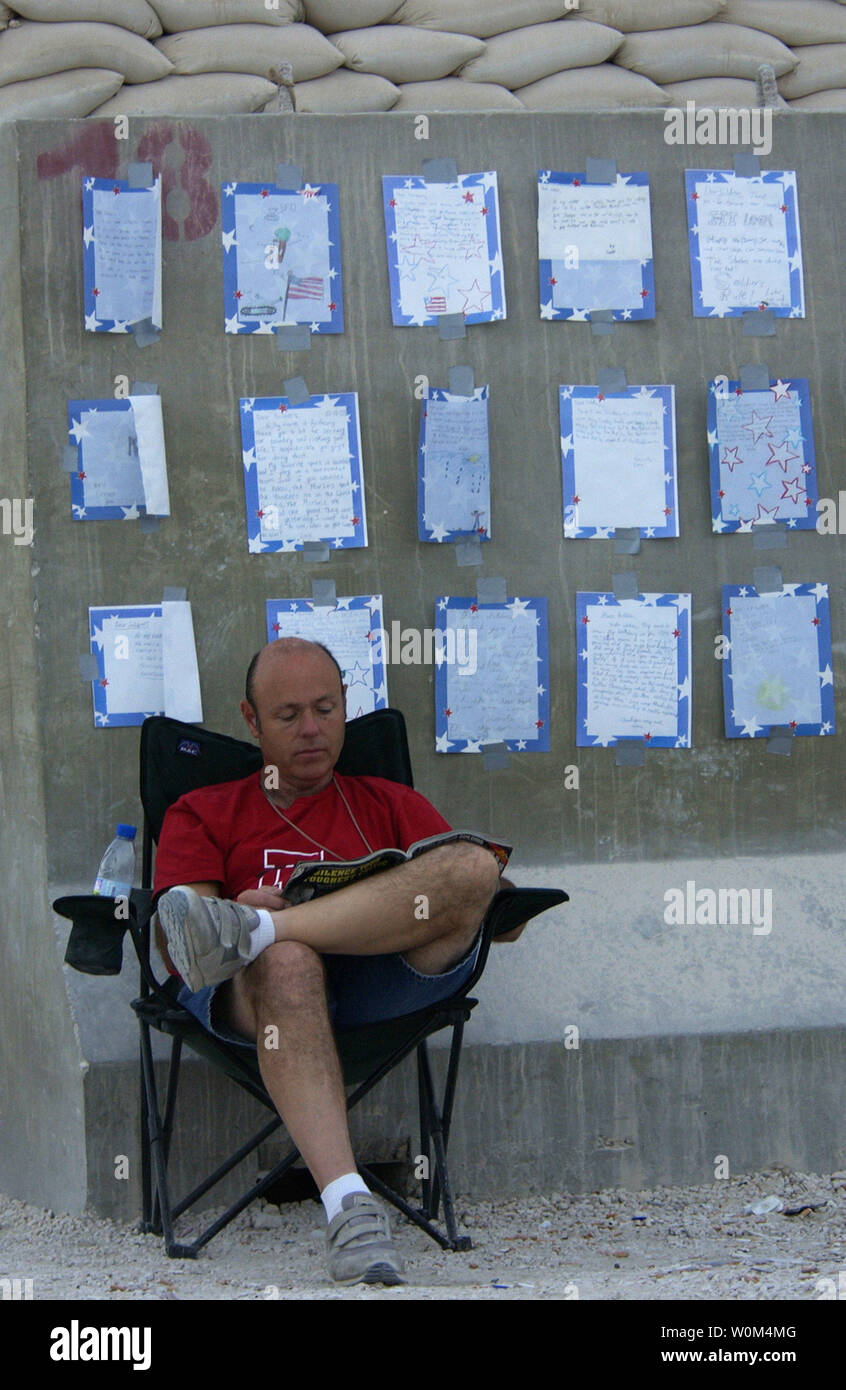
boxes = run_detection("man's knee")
[439,841,502,903]
[245,940,327,1008]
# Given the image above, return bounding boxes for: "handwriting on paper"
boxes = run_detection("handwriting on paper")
[269,602,382,719]
[101,614,163,715]
[79,409,144,510]
[233,191,331,323]
[695,180,791,309]
[253,407,354,540]
[392,183,493,319]
[445,609,539,741]
[571,396,666,529]
[92,187,159,324]
[586,606,679,736]
[423,394,490,534]
[538,183,651,262]
[728,595,821,725]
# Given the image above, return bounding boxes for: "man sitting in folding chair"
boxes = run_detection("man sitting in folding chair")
[154,636,522,1287]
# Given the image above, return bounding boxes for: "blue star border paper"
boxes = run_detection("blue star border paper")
[89,604,162,727]
[434,596,550,754]
[560,384,678,539]
[221,179,343,336]
[721,582,835,739]
[382,171,505,327]
[417,385,491,543]
[264,594,388,718]
[576,592,692,749]
[707,377,818,533]
[68,398,145,522]
[240,393,366,554]
[685,168,804,319]
[537,170,655,323]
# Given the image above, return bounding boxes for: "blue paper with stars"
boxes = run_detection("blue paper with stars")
[82,175,161,333]
[721,583,834,739]
[68,396,170,521]
[221,179,342,335]
[707,377,817,532]
[240,393,366,553]
[434,597,549,753]
[685,169,804,318]
[264,595,387,720]
[382,171,505,327]
[576,592,692,749]
[538,170,654,322]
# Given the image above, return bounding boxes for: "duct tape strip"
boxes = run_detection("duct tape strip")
[130,380,158,395]
[739,362,770,391]
[311,579,336,607]
[613,528,641,556]
[276,163,302,190]
[284,375,310,405]
[733,152,760,178]
[615,741,645,767]
[456,535,483,566]
[449,365,475,397]
[590,309,615,336]
[766,725,794,756]
[742,309,776,337]
[438,312,466,340]
[162,586,187,601]
[131,317,160,348]
[585,157,616,184]
[61,445,78,472]
[752,526,788,551]
[753,565,783,594]
[127,161,153,189]
[613,571,639,600]
[302,540,330,563]
[598,366,627,393]
[482,741,510,771]
[477,576,507,604]
[275,324,311,351]
[79,653,100,680]
[138,514,159,533]
[423,157,458,184]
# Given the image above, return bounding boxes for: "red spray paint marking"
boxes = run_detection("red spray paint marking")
[36,124,118,181]
[136,123,218,242]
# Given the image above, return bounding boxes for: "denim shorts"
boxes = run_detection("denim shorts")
[177,933,482,1050]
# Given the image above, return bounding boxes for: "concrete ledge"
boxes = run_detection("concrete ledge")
[83,1025,846,1222]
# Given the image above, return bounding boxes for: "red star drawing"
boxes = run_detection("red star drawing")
[549,277,557,286]
[234,290,243,299]
[758,302,768,311]
[597,394,605,402]
[780,476,805,505]
[351,515,360,525]
[365,631,372,641]
[755,502,780,522]
[77,471,86,480]
[388,198,396,208]
[780,204,787,213]
[92,287,100,297]
[718,489,725,499]
[581,615,590,624]
[741,410,774,445]
[640,289,649,299]
[278,403,287,412]
[673,629,680,638]
[663,506,672,516]
[812,617,820,627]
[112,185,120,196]
[272,622,280,632]
[573,179,581,187]
[725,607,733,616]
[477,526,487,536]
[765,442,800,473]
[463,191,474,203]
[805,497,814,507]
[690,191,698,201]
[535,720,544,729]
[99,678,109,687]
[735,387,743,396]
[644,732,652,741]
[789,720,798,728]
[480,207,489,216]
[444,708,452,717]
[256,509,264,518]
[721,446,743,472]
[260,189,269,198]
[328,302,337,311]
[572,495,580,504]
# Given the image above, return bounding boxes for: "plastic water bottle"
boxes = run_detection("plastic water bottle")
[93,824,137,898]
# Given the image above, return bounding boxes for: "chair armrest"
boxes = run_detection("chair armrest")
[53,890,152,976]
[485,886,569,938]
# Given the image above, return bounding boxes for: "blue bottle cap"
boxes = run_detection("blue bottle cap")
[116,823,137,839]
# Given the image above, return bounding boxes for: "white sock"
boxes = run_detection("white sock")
[321,1172,370,1223]
[246,909,276,961]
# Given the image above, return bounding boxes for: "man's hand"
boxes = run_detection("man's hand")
[236,887,292,911]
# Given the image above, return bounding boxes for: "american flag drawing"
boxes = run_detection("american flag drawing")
[425,295,447,314]
[287,275,324,301]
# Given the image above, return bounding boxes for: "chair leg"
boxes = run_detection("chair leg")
[415,1036,471,1251]
[417,1043,433,1218]
[138,1022,196,1258]
[426,1020,465,1225]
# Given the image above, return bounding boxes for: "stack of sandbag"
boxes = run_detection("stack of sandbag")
[720,0,846,111]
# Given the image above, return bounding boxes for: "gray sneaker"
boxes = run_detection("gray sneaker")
[156,886,261,992]
[326,1193,407,1286]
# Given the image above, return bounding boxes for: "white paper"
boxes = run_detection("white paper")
[78,409,145,511]
[444,608,538,742]
[131,394,170,516]
[571,395,667,529]
[161,600,203,723]
[423,392,490,535]
[233,191,332,324]
[92,180,161,327]
[269,602,384,719]
[253,406,364,543]
[101,613,163,714]
[729,594,821,726]
[539,180,651,310]
[394,183,496,320]
[586,604,679,738]
[696,179,791,311]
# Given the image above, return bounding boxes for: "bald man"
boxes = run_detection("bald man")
[154,638,510,1286]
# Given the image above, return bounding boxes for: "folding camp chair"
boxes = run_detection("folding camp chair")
[54,709,567,1258]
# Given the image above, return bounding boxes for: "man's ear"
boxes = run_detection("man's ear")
[240,699,260,739]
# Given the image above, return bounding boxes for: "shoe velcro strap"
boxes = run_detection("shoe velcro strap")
[332,1207,390,1248]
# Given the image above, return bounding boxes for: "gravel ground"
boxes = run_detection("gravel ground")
[2,1167,845,1301]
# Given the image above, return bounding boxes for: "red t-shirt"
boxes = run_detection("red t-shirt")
[153,772,451,901]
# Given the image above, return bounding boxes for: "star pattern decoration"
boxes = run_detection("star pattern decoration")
[741,410,775,445]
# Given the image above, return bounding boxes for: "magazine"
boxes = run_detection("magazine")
[283,830,512,904]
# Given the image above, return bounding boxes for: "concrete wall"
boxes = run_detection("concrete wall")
[3,109,846,1214]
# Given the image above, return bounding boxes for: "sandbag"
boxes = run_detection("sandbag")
[0,5,11,29]
[614,23,796,82]
[389,1,572,40]
[293,68,398,109]
[789,86,846,107]
[0,67,125,117]
[391,77,523,108]
[779,43,846,98]
[330,26,483,82]
[517,63,669,107]
[460,19,622,87]
[157,23,343,80]
[91,71,276,111]
[663,77,760,106]
[304,1,399,30]
[150,1,303,30]
[722,1,846,46]
[0,21,174,87]
[11,1,163,39]
[575,0,725,30]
